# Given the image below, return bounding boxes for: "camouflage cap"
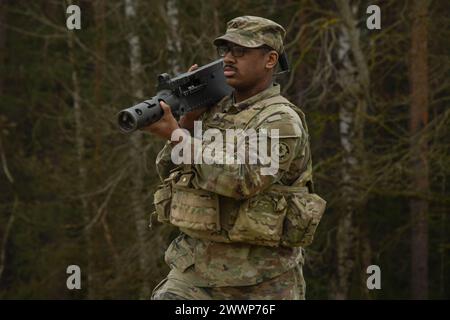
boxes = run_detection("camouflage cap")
[213,16,286,54]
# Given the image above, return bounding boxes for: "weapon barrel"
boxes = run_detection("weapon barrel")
[117,91,178,133]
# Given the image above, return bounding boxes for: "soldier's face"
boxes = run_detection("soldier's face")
[221,42,277,91]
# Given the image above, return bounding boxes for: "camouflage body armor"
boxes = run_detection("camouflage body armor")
[152,84,326,289]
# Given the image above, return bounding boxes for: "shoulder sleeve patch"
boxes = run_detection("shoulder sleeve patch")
[278,141,292,163]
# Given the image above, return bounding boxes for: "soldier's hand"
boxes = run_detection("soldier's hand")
[142,101,180,141]
[187,64,198,73]
[178,64,208,130]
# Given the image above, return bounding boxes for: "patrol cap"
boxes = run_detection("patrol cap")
[213,16,286,54]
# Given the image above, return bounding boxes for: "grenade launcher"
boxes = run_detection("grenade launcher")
[117,59,232,133]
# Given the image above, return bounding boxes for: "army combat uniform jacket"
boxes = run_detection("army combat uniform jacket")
[153,83,326,288]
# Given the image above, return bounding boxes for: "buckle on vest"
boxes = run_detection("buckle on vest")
[176,172,194,187]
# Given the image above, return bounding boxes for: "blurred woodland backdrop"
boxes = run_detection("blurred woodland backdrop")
[0,0,449,299]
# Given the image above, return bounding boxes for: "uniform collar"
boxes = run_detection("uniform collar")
[219,83,281,113]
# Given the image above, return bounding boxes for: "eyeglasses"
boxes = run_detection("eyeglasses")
[216,44,272,58]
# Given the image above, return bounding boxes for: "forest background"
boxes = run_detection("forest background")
[0,0,449,299]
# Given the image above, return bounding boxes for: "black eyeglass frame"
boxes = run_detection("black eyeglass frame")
[216,44,274,58]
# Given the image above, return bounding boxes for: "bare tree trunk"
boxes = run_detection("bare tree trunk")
[439,207,446,297]
[124,0,151,299]
[66,15,94,298]
[359,218,372,298]
[0,0,12,285]
[94,0,105,178]
[0,197,16,284]
[331,0,372,299]
[0,0,5,97]
[212,0,220,38]
[166,0,182,74]
[92,0,120,268]
[409,0,430,300]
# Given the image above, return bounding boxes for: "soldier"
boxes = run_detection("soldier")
[145,16,326,300]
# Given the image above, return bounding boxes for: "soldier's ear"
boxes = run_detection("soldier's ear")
[265,51,279,70]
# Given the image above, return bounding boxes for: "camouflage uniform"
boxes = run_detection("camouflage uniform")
[151,16,326,300]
